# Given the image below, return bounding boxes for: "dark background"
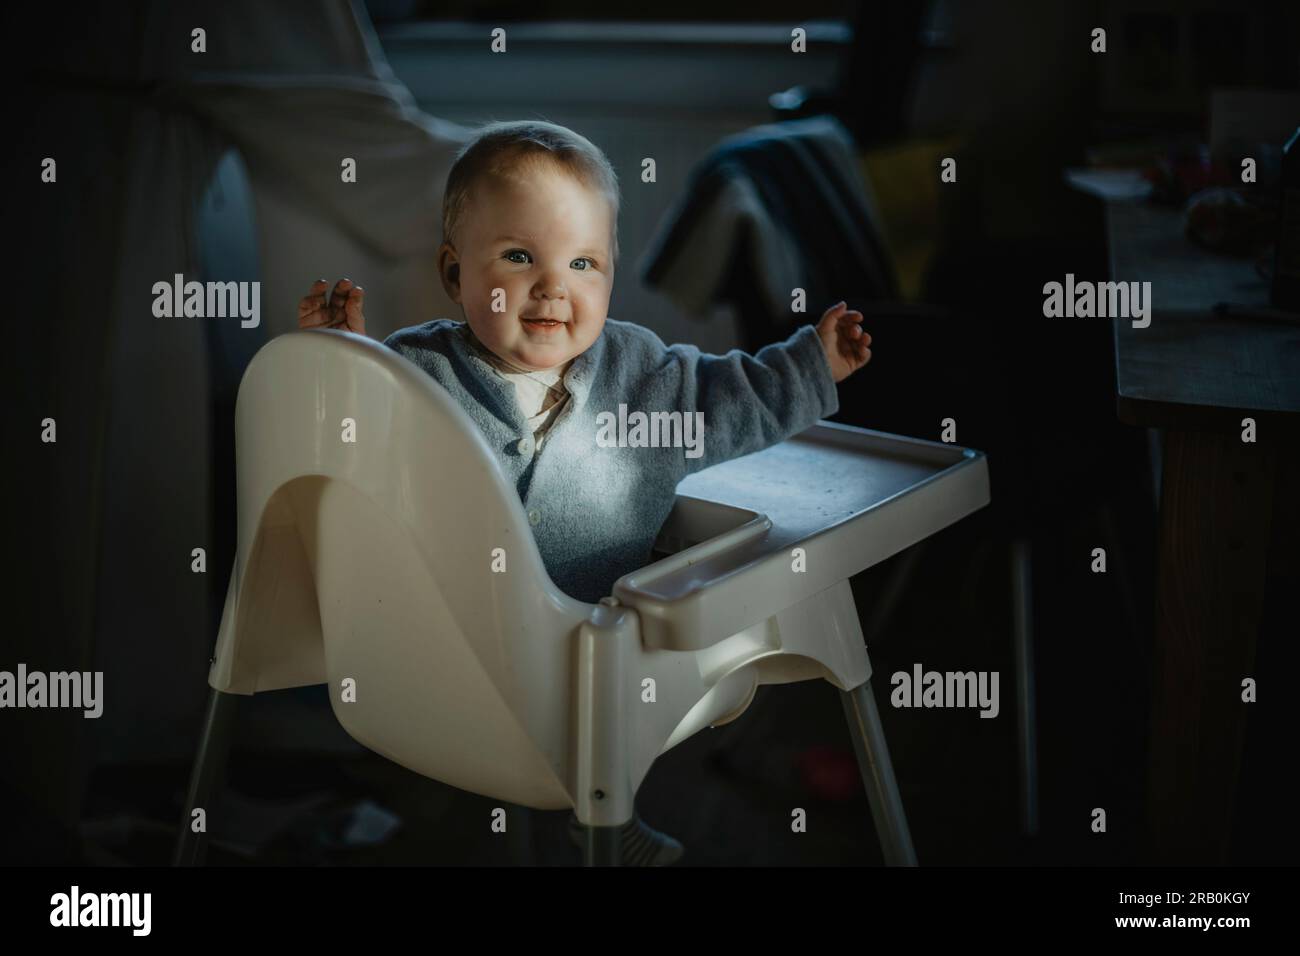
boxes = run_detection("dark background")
[3,0,1297,867]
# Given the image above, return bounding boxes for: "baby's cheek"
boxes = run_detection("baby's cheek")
[467,288,509,325]
[461,268,498,306]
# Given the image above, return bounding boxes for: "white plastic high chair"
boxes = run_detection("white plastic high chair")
[175,328,989,866]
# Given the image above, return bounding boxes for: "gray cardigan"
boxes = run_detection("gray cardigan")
[383,318,839,603]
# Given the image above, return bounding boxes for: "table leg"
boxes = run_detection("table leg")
[1145,429,1274,863]
[1011,537,1039,838]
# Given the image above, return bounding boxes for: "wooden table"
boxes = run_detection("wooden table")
[1107,199,1300,864]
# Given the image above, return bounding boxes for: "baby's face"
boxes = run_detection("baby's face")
[447,162,614,372]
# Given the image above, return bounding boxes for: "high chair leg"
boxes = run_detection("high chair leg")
[581,823,623,866]
[841,679,918,866]
[173,687,240,866]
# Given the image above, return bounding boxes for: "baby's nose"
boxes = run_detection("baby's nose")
[532,272,568,298]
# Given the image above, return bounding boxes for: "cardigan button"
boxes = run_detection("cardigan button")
[517,435,535,455]
[527,509,541,526]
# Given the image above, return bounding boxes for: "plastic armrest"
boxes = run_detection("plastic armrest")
[614,511,783,652]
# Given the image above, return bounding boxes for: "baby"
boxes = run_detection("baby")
[297,120,871,862]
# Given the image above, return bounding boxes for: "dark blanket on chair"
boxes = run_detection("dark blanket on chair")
[640,116,898,351]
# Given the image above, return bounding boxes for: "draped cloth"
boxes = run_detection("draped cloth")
[5,0,470,837]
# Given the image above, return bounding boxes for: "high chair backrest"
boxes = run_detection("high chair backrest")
[208,329,591,808]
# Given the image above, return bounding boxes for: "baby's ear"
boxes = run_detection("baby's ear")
[437,241,462,303]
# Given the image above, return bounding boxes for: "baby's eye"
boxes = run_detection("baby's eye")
[571,257,595,271]
[504,249,531,264]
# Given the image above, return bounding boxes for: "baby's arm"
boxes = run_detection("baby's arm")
[661,305,859,476]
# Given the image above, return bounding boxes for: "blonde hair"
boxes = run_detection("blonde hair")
[442,120,621,265]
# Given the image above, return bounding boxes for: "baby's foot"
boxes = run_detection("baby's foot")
[568,810,685,866]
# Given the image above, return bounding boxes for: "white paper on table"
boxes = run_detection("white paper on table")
[1063,168,1154,202]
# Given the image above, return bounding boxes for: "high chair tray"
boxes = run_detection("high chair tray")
[613,420,990,651]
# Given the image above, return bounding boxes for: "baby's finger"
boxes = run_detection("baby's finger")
[818,303,848,337]
[298,294,326,318]
[302,280,328,306]
[346,286,365,322]
[330,277,354,302]
[329,278,354,318]
[299,306,332,329]
[851,327,872,346]
[841,311,869,340]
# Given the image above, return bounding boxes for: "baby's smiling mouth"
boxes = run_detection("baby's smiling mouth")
[520,315,567,327]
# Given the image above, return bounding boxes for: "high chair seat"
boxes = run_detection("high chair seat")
[176,328,989,866]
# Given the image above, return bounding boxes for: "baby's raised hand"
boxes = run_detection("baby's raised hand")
[815,301,871,383]
[298,278,366,336]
